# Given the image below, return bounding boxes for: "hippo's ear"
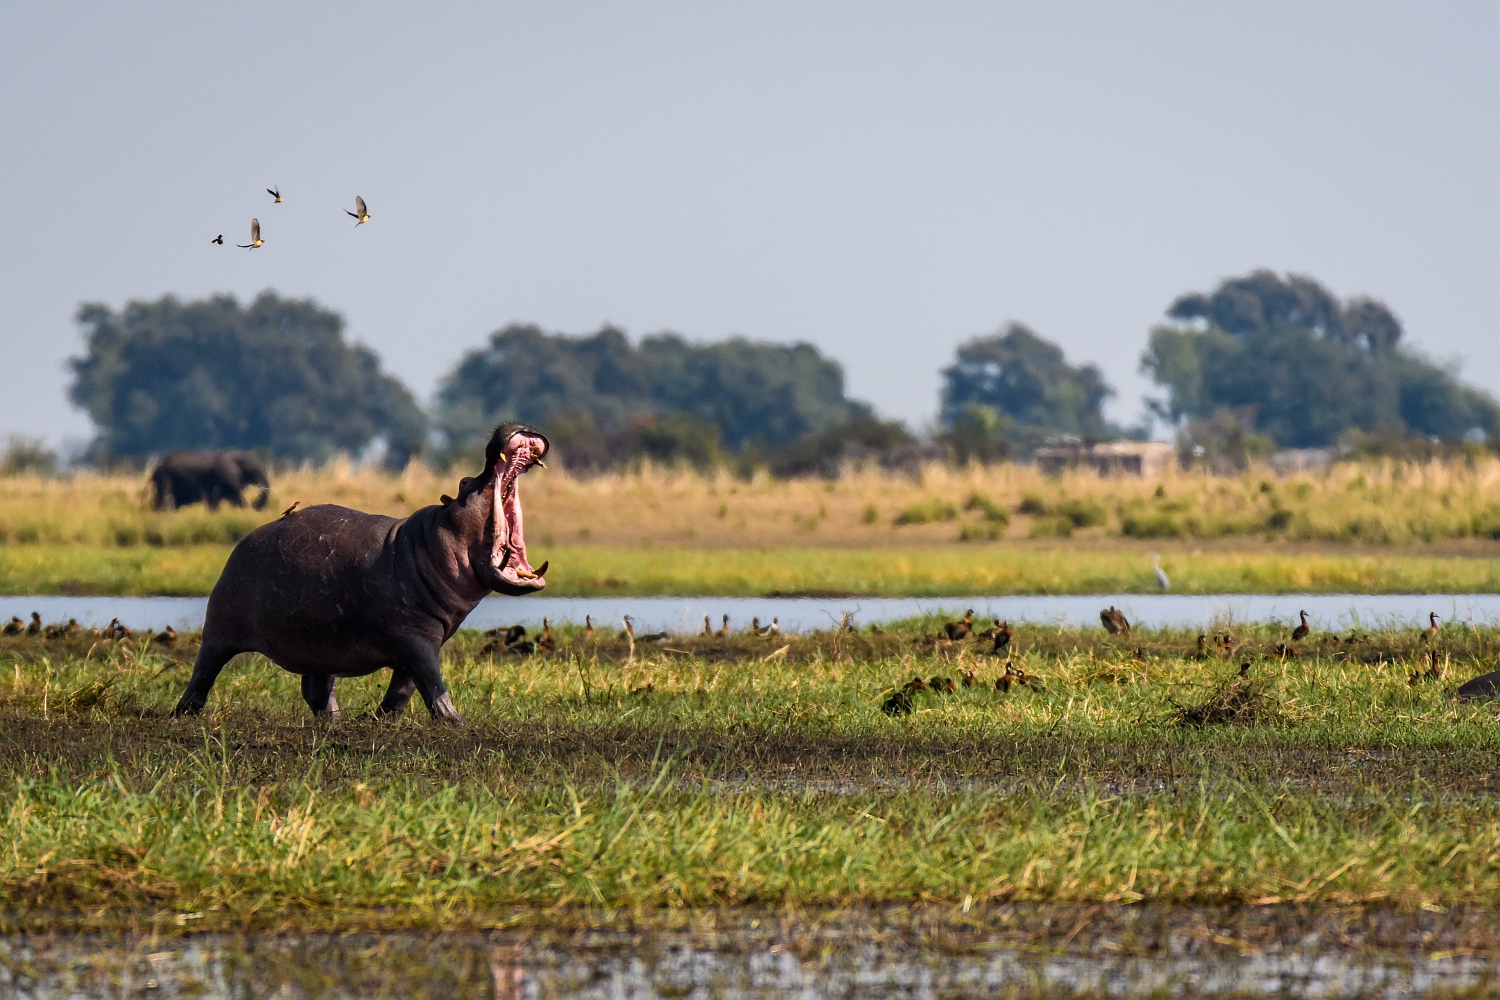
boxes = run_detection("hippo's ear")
[440,494,454,505]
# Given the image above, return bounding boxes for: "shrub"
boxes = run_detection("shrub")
[963,491,1010,525]
[958,521,1003,542]
[894,498,958,525]
[1017,494,1050,516]
[1056,498,1107,529]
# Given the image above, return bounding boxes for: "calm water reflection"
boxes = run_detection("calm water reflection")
[1,592,1495,634]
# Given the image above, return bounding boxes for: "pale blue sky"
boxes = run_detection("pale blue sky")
[1,3,1495,447]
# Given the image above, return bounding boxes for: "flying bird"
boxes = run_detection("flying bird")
[267,186,282,203]
[238,218,264,249]
[211,234,223,245]
[1152,553,1170,590]
[346,195,371,225]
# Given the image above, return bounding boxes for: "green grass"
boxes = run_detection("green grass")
[2,542,1496,596]
[2,620,1498,932]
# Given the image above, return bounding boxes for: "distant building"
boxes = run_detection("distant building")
[1033,439,1177,478]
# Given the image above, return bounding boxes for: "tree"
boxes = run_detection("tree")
[68,293,426,467]
[1143,270,1500,447]
[434,324,875,467]
[939,324,1116,448]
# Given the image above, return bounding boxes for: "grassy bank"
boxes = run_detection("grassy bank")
[2,456,1498,551]
[2,620,1498,931]
[2,542,1496,596]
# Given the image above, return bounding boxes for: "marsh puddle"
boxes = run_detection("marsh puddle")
[4,907,1498,999]
[2,593,1496,635]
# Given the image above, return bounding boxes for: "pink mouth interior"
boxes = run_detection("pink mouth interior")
[490,433,546,589]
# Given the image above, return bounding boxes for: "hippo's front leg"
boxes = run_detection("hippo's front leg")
[394,643,464,724]
[377,668,418,717]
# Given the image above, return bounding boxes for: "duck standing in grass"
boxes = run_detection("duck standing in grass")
[943,610,974,641]
[2,616,23,636]
[1422,613,1440,643]
[1100,606,1130,636]
[989,621,1012,655]
[1291,610,1310,643]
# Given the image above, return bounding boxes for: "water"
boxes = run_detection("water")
[1,592,1495,634]
[4,908,1498,999]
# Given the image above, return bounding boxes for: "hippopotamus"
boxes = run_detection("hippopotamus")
[173,424,550,723]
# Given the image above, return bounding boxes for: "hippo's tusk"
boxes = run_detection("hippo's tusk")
[534,458,547,470]
[535,560,548,577]
[496,453,507,465]
[497,548,512,571]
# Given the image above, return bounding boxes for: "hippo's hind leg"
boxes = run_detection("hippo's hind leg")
[173,642,240,716]
[300,674,340,716]
[392,642,464,724]
[377,669,418,718]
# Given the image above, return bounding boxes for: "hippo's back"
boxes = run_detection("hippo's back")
[205,504,407,665]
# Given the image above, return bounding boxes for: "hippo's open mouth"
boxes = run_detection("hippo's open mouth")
[490,431,549,590]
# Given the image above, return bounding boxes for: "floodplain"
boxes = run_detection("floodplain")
[2,616,1497,937]
[0,456,1496,596]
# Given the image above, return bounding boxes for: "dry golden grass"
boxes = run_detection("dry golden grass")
[2,455,1498,549]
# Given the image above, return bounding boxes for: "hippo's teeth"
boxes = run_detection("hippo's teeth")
[497,548,513,571]
[534,458,547,470]
[535,560,549,577]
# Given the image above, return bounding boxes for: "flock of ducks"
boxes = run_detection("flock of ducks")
[2,612,177,646]
[211,186,372,250]
[4,603,1457,703]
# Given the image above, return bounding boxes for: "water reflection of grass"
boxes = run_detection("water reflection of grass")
[2,543,1495,596]
[2,621,1497,931]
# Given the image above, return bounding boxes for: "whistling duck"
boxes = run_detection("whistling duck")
[751,617,770,635]
[702,615,714,637]
[25,612,41,637]
[944,610,975,641]
[1100,607,1130,636]
[44,618,81,639]
[903,676,927,692]
[1291,610,1310,642]
[882,689,913,715]
[151,626,177,646]
[719,614,730,637]
[536,619,556,653]
[1422,613,1439,643]
[623,616,669,642]
[584,615,596,639]
[928,675,956,694]
[1196,634,1208,658]
[2,616,22,636]
[995,662,1027,692]
[960,668,977,687]
[990,621,1012,655]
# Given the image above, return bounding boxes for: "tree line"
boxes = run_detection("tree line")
[56,271,1500,474]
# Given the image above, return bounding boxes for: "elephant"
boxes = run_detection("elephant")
[150,451,271,511]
